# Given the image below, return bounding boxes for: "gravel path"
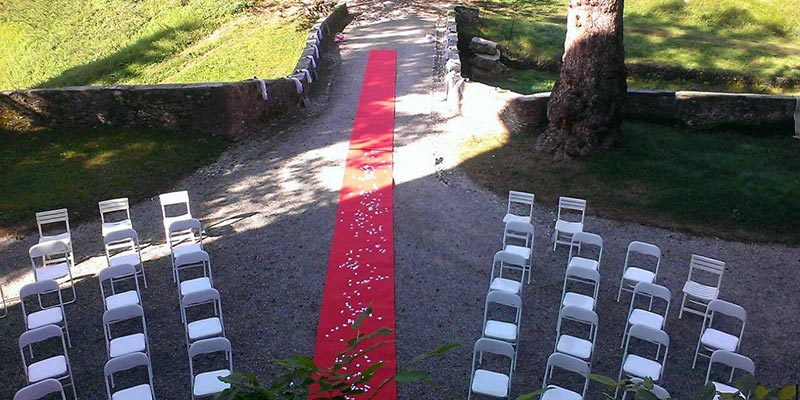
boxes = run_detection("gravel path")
[1,1,799,399]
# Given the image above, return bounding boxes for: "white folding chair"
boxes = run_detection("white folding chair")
[189,337,233,399]
[168,219,204,283]
[617,325,670,398]
[98,198,132,238]
[18,325,76,399]
[28,241,76,305]
[103,352,156,400]
[98,264,142,311]
[181,288,225,348]
[104,228,147,289]
[488,250,527,295]
[468,338,515,400]
[14,378,67,400]
[567,232,602,272]
[541,352,590,400]
[502,220,535,284]
[693,299,746,369]
[621,378,670,400]
[103,304,150,360]
[705,350,755,400]
[20,280,72,347]
[554,305,598,364]
[35,209,72,253]
[175,250,214,300]
[503,190,534,224]
[617,241,661,302]
[552,196,586,251]
[160,191,192,242]
[620,282,671,348]
[560,265,600,312]
[482,291,522,370]
[680,254,725,319]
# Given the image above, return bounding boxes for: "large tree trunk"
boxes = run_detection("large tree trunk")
[536,0,626,160]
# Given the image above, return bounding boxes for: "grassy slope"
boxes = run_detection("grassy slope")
[0,0,306,89]
[468,0,800,93]
[460,123,800,244]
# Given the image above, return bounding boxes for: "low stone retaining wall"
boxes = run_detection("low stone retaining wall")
[0,4,351,140]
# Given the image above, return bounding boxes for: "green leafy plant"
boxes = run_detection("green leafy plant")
[215,307,459,399]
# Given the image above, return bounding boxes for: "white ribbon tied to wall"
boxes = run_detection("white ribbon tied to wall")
[298,68,313,84]
[253,76,269,101]
[317,27,323,41]
[312,44,320,59]
[291,77,304,94]
[795,96,800,138]
[306,55,317,69]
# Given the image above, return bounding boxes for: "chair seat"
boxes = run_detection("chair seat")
[504,245,531,261]
[541,385,583,400]
[39,233,71,245]
[562,292,595,311]
[194,369,232,396]
[623,355,662,381]
[112,383,154,400]
[110,252,141,268]
[628,309,664,330]
[28,355,67,383]
[623,267,655,284]
[555,220,583,235]
[713,381,746,399]
[503,214,529,224]
[34,263,69,281]
[489,278,521,294]
[701,328,739,352]
[188,317,223,340]
[102,220,133,238]
[27,308,64,330]
[109,333,146,358]
[484,321,518,341]
[106,291,140,310]
[683,281,719,301]
[556,335,592,360]
[471,369,509,397]
[568,257,598,271]
[173,243,203,259]
[180,277,212,297]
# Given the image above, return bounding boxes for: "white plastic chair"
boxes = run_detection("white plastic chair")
[35,209,72,252]
[98,264,142,311]
[617,325,670,398]
[104,228,147,289]
[103,304,151,360]
[103,352,156,400]
[168,219,204,283]
[28,241,76,305]
[160,191,193,242]
[181,288,225,348]
[488,250,527,295]
[552,197,586,251]
[468,338,515,399]
[189,337,233,399]
[482,291,522,370]
[560,265,600,312]
[554,305,598,364]
[14,378,67,400]
[617,241,661,302]
[18,325,76,399]
[502,221,535,284]
[621,378,670,400]
[705,350,755,400]
[503,190,535,225]
[567,232,602,272]
[680,255,725,319]
[20,280,72,347]
[620,282,671,348]
[540,352,590,400]
[98,198,133,238]
[175,250,214,300]
[693,299,746,369]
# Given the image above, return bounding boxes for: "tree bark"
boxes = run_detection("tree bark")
[536,0,626,160]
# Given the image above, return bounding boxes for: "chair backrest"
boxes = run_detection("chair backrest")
[189,336,232,359]
[28,240,69,260]
[160,191,191,218]
[99,263,138,283]
[19,324,64,349]
[103,303,146,326]
[182,287,221,309]
[556,305,598,346]
[103,228,139,248]
[20,280,64,327]
[543,353,590,398]
[14,379,66,400]
[633,282,671,304]
[557,196,587,222]
[503,220,534,251]
[507,191,535,221]
[565,265,601,287]
[705,300,747,350]
[104,352,154,399]
[625,241,661,274]
[706,350,755,385]
[688,254,725,288]
[490,250,527,283]
[167,218,203,248]
[485,290,522,310]
[98,198,130,224]
[35,209,70,238]
[628,324,670,348]
[569,231,603,264]
[175,249,211,268]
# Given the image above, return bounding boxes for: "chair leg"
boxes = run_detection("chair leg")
[679,293,688,319]
[616,280,624,302]
[692,340,702,369]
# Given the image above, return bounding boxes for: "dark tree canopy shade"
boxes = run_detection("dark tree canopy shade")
[536,0,627,160]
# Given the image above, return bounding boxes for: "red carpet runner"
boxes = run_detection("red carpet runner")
[312,50,397,399]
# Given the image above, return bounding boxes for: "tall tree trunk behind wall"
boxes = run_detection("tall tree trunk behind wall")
[536,0,626,160]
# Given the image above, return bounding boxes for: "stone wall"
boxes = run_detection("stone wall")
[0,3,351,141]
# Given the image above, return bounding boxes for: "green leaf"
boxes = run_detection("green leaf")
[778,385,797,400]
[590,374,621,388]
[352,306,372,330]
[755,385,770,400]
[735,374,756,397]
[406,342,461,366]
[515,387,549,400]
[693,382,716,400]
[393,370,434,385]
[634,388,660,400]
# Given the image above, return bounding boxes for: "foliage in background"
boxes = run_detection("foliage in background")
[217,308,459,399]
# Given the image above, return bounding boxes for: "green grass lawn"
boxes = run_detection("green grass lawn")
[0,126,228,233]
[459,122,800,244]
[465,0,800,94]
[0,0,306,89]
